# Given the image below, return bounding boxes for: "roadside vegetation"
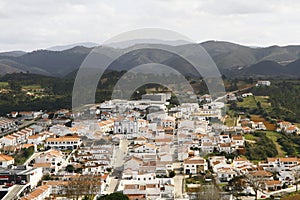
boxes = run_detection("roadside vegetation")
[14,146,35,165]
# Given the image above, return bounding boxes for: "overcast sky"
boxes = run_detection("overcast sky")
[1,0,300,52]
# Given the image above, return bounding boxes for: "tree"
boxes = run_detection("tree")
[66,164,75,172]
[227,175,247,199]
[97,192,129,200]
[169,170,176,178]
[64,175,102,200]
[244,172,266,200]
[196,183,221,200]
[292,169,300,192]
[9,81,22,92]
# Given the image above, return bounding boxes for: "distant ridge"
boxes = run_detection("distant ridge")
[47,42,99,51]
[1,40,300,78]
[0,51,26,57]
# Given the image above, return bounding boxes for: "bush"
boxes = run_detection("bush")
[169,171,176,178]
[97,192,129,200]
[66,164,75,172]
[14,146,35,165]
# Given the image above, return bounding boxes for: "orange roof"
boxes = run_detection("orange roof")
[43,180,69,186]
[22,144,34,149]
[287,125,297,131]
[46,136,80,142]
[135,137,147,141]
[267,157,276,162]
[232,135,243,140]
[234,157,248,162]
[124,184,138,189]
[280,157,299,162]
[280,121,291,125]
[33,163,51,168]
[265,180,282,186]
[155,138,172,143]
[0,153,14,161]
[202,142,213,146]
[220,143,231,147]
[250,170,273,177]
[184,156,206,164]
[28,135,41,139]
[20,185,50,200]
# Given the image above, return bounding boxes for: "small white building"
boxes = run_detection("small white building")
[0,153,14,168]
[183,156,208,174]
[256,80,271,87]
[45,136,82,150]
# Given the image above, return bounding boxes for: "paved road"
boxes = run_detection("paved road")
[113,139,130,168]
[104,178,119,195]
[214,85,254,102]
[2,185,27,200]
[174,175,184,198]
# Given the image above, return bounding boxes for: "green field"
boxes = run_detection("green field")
[255,96,272,112]
[238,96,257,109]
[0,82,8,88]
[238,96,271,111]
[22,84,42,89]
[224,110,237,126]
[244,133,257,141]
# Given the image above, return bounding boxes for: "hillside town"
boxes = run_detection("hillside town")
[0,81,300,200]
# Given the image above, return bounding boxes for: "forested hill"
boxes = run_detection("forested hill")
[1,41,300,78]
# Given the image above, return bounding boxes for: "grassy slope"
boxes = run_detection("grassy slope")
[264,131,287,157]
[0,81,8,88]
[238,96,257,109]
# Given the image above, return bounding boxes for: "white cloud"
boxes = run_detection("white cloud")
[0,0,299,51]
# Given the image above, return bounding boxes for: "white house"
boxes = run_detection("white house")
[242,93,253,98]
[45,136,82,150]
[124,156,144,171]
[34,149,65,173]
[218,143,232,153]
[28,134,45,145]
[183,156,208,174]
[20,185,51,200]
[256,80,271,87]
[133,143,156,154]
[0,153,14,168]
[231,135,245,147]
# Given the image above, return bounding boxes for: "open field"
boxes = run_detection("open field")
[0,82,8,88]
[224,110,238,127]
[22,84,42,90]
[238,96,257,109]
[255,96,272,112]
[238,95,272,111]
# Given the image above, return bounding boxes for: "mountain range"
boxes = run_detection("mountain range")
[1,41,300,78]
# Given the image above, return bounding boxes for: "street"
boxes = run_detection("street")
[174,174,184,198]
